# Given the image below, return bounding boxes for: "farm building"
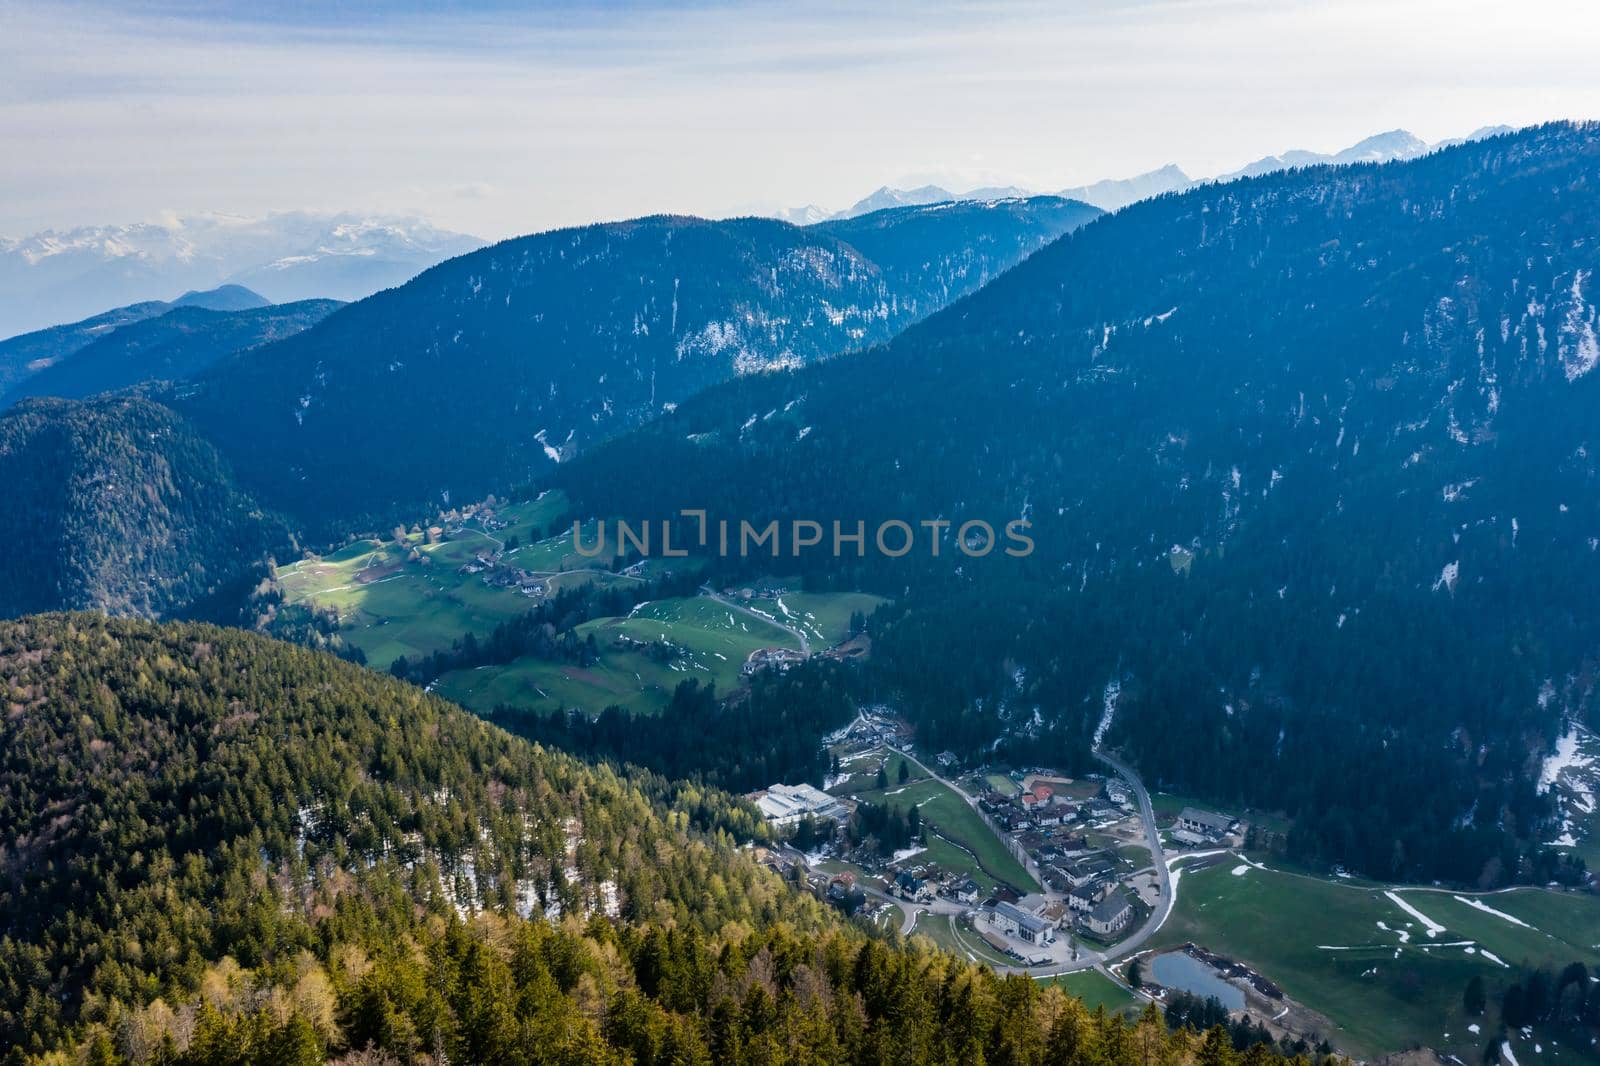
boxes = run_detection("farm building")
[1177,807,1237,839]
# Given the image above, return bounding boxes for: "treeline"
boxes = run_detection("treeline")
[0,396,289,619]
[847,799,923,857]
[0,615,818,1059]
[60,913,1331,1066]
[494,664,857,794]
[1160,992,1326,1059]
[1482,962,1600,1029]
[384,568,703,685]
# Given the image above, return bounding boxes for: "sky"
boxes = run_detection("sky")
[4,0,1600,240]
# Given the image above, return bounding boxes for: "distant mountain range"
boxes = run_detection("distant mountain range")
[0,292,342,408]
[795,125,1516,217]
[0,196,1098,620]
[169,198,1101,532]
[0,212,482,339]
[0,284,274,398]
[0,283,350,406]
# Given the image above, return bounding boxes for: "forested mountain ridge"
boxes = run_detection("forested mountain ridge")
[550,122,1600,885]
[1,298,341,407]
[0,398,289,619]
[0,286,269,400]
[172,198,1099,533]
[0,614,1320,1066]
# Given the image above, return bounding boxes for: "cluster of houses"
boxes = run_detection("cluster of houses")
[452,542,549,597]
[821,708,910,752]
[973,776,1145,943]
[979,781,1128,836]
[888,868,983,906]
[742,646,808,676]
[721,584,791,602]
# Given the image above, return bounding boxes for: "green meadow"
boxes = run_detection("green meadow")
[1046,970,1141,1016]
[276,491,611,666]
[837,752,1039,893]
[1152,857,1600,1062]
[438,593,803,716]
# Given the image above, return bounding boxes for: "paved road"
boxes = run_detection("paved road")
[701,587,812,655]
[883,742,1172,978]
[1091,747,1173,960]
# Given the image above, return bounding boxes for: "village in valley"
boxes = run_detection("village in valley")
[744,707,1600,1063]
[748,708,1244,976]
[272,492,1600,1064]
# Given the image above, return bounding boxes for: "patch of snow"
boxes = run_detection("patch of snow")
[1540,721,1595,793]
[1452,895,1534,929]
[1385,891,1446,937]
[1093,679,1120,749]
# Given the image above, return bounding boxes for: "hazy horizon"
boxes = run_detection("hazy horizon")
[5,0,1600,241]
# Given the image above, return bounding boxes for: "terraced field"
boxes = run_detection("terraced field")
[1151,857,1600,1062]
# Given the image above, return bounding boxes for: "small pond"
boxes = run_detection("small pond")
[1148,951,1245,1010]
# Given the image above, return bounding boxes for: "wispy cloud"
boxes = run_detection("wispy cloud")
[3,0,1598,238]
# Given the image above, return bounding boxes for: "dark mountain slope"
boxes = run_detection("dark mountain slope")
[0,397,289,618]
[0,285,268,397]
[552,123,1600,884]
[173,199,1098,532]
[2,297,341,406]
[0,614,1295,1065]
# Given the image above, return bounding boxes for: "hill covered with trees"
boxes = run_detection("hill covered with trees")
[548,123,1600,886]
[0,614,1324,1066]
[0,286,271,400]
[0,398,289,618]
[172,199,1099,533]
[1,298,342,407]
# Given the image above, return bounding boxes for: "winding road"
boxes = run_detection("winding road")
[701,586,812,655]
[882,741,1173,978]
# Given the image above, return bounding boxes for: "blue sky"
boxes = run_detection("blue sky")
[4,0,1599,238]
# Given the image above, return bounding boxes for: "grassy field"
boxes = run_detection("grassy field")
[839,755,1039,893]
[436,592,803,716]
[435,590,888,718]
[767,591,888,646]
[1046,970,1141,1016]
[275,492,628,667]
[984,773,1021,797]
[920,834,1003,895]
[912,912,1017,968]
[1151,857,1600,1062]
